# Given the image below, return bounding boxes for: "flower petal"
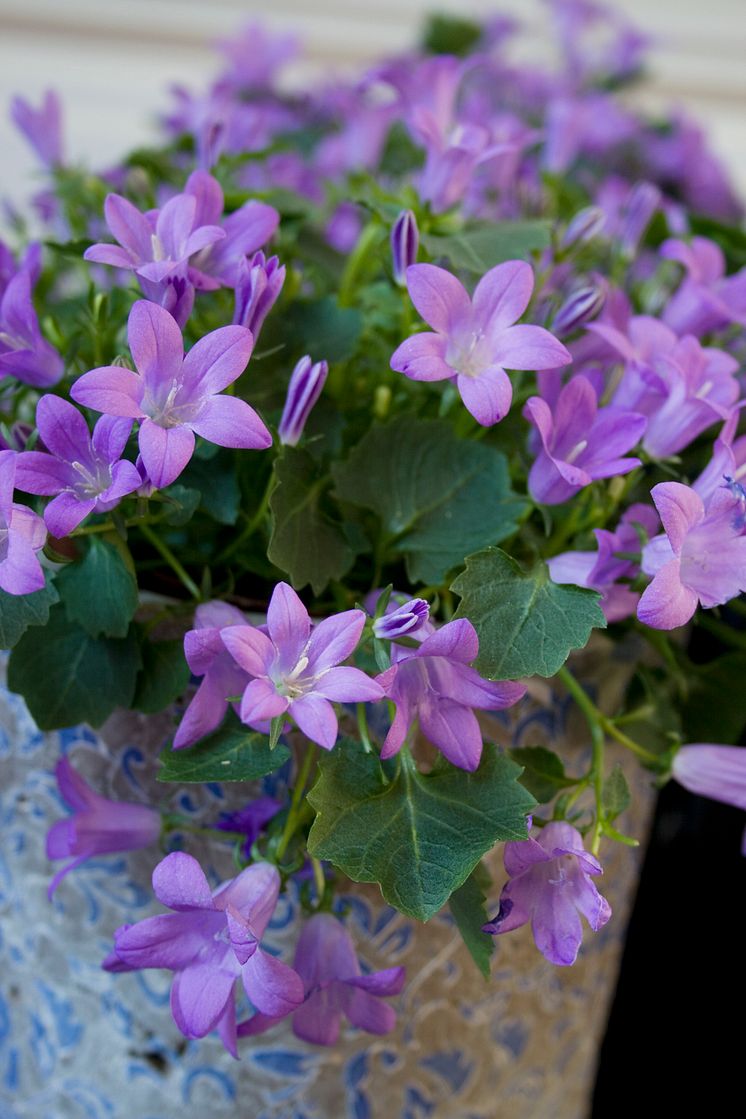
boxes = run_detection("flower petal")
[152,851,215,911]
[242,948,304,1017]
[181,325,254,395]
[127,299,184,384]
[171,962,237,1039]
[313,666,384,702]
[220,625,276,677]
[637,558,698,630]
[289,693,339,750]
[190,395,272,450]
[306,609,366,673]
[240,678,288,724]
[456,366,513,426]
[266,582,311,673]
[138,419,195,488]
[70,366,144,419]
[472,259,533,333]
[650,482,704,554]
[405,263,471,333]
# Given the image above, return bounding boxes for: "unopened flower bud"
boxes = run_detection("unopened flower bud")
[373,598,430,640]
[391,209,419,286]
[560,206,606,251]
[278,356,329,447]
[233,251,286,341]
[620,181,661,258]
[552,284,606,337]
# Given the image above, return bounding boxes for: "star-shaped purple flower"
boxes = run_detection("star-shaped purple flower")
[0,449,46,595]
[103,852,304,1057]
[220,582,383,751]
[483,821,611,967]
[524,374,646,505]
[0,258,64,389]
[70,300,271,489]
[638,481,746,630]
[46,756,161,898]
[14,395,142,537]
[376,617,526,772]
[185,170,280,288]
[390,261,570,426]
[239,912,405,1045]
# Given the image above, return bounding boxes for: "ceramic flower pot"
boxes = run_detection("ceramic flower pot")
[0,636,655,1119]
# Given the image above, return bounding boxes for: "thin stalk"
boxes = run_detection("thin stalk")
[139,522,201,600]
[218,469,278,563]
[276,744,317,862]
[356,703,373,753]
[338,221,381,306]
[557,665,607,855]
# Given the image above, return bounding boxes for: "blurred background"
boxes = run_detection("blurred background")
[1,1,744,1113]
[1,0,746,207]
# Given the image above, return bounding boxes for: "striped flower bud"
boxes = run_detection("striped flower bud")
[278,356,329,447]
[391,209,419,287]
[373,598,430,640]
[552,283,606,337]
[560,206,606,251]
[233,251,286,341]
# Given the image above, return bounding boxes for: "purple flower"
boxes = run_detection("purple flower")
[238,913,405,1045]
[214,22,298,93]
[216,796,282,858]
[84,191,225,324]
[373,598,430,641]
[390,262,570,427]
[482,821,611,966]
[184,170,280,288]
[70,300,271,489]
[0,449,46,595]
[233,251,285,340]
[560,206,606,251]
[391,210,419,286]
[524,375,646,505]
[639,335,740,460]
[672,745,746,812]
[14,396,141,537]
[174,601,254,749]
[661,236,746,336]
[0,261,64,389]
[10,90,63,167]
[548,502,659,622]
[376,618,526,771]
[221,582,383,751]
[103,852,304,1056]
[278,356,329,447]
[46,756,161,898]
[638,482,746,630]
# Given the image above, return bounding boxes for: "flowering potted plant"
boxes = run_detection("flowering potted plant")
[2,2,745,1112]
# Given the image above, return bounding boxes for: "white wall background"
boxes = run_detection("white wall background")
[0,0,744,209]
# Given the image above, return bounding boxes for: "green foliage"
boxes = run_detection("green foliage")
[449,863,495,979]
[422,14,483,56]
[420,222,551,274]
[56,537,138,638]
[160,484,202,526]
[452,547,606,679]
[0,575,59,650]
[682,652,746,745]
[283,297,363,363]
[307,741,535,921]
[181,450,241,525]
[132,637,190,715]
[7,604,141,729]
[268,447,355,594]
[602,763,632,823]
[158,713,290,783]
[332,416,527,584]
[510,745,577,803]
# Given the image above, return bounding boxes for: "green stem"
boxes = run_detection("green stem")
[72,513,165,536]
[356,703,373,753]
[218,470,277,563]
[557,665,659,766]
[556,666,606,855]
[139,522,201,600]
[276,743,317,862]
[338,220,381,306]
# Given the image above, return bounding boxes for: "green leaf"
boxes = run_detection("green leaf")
[451,547,606,679]
[0,575,59,650]
[420,221,551,274]
[268,447,355,594]
[682,652,746,745]
[285,297,363,363]
[161,484,201,526]
[422,14,483,56]
[332,417,527,584]
[602,763,631,823]
[132,637,190,715]
[307,741,535,922]
[509,746,577,803]
[157,714,290,783]
[181,451,241,525]
[56,537,138,638]
[7,605,140,729]
[449,864,495,979]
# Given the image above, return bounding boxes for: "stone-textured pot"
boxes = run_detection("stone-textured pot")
[0,636,655,1119]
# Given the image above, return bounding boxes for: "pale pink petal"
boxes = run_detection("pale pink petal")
[650,482,704,553]
[637,558,698,630]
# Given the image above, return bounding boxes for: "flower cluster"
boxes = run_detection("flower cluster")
[4,0,746,1062]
